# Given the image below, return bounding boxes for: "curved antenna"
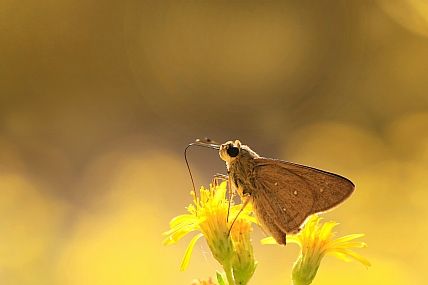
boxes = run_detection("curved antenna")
[185,139,236,232]
[184,139,221,203]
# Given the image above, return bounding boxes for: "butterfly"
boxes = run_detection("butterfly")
[192,139,355,245]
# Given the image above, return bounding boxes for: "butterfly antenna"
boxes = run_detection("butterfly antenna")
[184,143,198,203]
[184,139,221,204]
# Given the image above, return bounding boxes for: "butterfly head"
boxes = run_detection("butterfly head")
[219,140,242,163]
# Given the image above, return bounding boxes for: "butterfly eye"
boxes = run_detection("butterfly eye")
[227,146,240,157]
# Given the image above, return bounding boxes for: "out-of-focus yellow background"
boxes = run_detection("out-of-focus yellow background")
[1,1,428,284]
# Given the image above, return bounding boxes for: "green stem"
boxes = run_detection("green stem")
[223,262,235,285]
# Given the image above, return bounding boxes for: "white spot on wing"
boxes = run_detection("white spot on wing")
[293,190,297,195]
[274,182,278,186]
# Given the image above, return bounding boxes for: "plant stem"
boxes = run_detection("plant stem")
[223,262,235,285]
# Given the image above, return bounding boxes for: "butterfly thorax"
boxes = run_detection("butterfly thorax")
[225,145,260,198]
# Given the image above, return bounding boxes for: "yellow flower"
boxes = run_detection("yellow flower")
[262,215,370,285]
[163,182,257,284]
[230,218,258,285]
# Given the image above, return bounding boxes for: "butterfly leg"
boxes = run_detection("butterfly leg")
[212,173,237,223]
[212,173,236,206]
[212,173,228,187]
[228,195,252,236]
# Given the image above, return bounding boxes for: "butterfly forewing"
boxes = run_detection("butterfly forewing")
[254,157,355,215]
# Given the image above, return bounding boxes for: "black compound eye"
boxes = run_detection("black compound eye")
[227,146,240,157]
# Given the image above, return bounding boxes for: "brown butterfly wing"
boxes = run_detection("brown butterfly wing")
[250,158,355,236]
[250,160,315,236]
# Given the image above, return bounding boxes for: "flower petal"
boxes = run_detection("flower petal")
[169,214,200,228]
[330,241,368,249]
[232,212,258,224]
[162,219,198,237]
[302,216,320,242]
[180,233,204,271]
[327,233,365,248]
[327,251,354,262]
[333,248,372,268]
[319,221,338,240]
[286,235,302,247]
[212,183,227,205]
[260,237,277,245]
[163,221,203,245]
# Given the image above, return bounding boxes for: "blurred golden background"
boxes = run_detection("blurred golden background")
[1,1,428,284]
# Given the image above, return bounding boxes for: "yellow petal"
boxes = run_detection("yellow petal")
[327,234,365,248]
[260,237,277,245]
[302,216,320,241]
[169,214,200,228]
[230,202,253,213]
[327,251,354,262]
[162,222,192,237]
[163,216,205,237]
[286,236,302,247]
[243,216,258,224]
[334,248,372,268]
[180,233,204,271]
[162,235,175,246]
[163,222,201,245]
[212,184,227,205]
[319,221,338,240]
[231,212,258,224]
[331,241,368,249]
